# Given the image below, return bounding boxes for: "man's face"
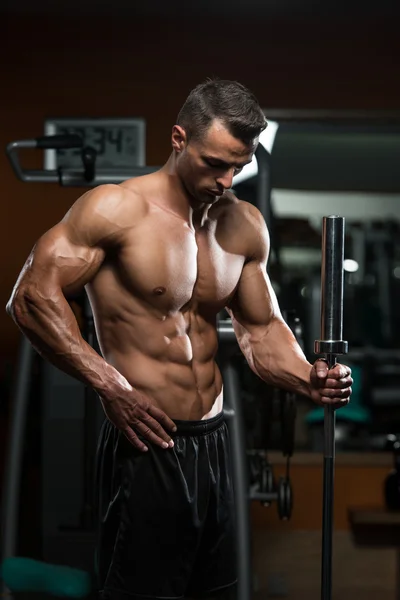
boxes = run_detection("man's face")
[174,119,257,205]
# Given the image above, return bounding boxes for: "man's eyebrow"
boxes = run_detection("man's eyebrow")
[203,155,252,168]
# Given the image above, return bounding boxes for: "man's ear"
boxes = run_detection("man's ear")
[171,125,188,153]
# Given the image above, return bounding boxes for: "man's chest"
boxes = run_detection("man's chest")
[117,218,245,313]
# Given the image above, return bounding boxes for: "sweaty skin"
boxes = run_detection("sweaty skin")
[7,119,352,452]
[7,180,277,415]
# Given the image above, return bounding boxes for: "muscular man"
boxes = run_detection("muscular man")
[7,79,352,600]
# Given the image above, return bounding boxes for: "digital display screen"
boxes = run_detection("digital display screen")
[44,118,146,170]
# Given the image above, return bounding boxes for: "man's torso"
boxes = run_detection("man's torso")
[87,176,254,420]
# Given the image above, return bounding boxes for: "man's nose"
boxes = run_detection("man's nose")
[216,169,234,191]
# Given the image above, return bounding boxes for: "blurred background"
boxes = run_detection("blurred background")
[1,1,400,598]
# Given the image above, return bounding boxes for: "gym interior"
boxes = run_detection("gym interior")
[1,2,400,599]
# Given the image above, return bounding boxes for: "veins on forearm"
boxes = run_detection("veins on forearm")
[238,318,312,396]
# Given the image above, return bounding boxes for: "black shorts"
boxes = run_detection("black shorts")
[94,411,237,600]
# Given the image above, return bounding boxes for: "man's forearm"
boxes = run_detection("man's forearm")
[7,286,130,398]
[235,316,313,397]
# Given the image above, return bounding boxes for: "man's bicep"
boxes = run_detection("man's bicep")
[225,200,282,328]
[22,223,105,297]
[19,184,125,297]
[227,260,281,329]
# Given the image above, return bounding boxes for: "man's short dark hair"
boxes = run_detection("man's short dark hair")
[176,79,267,144]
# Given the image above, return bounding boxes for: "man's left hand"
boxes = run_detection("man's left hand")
[310,359,353,408]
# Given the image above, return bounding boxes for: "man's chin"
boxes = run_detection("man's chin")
[198,191,220,204]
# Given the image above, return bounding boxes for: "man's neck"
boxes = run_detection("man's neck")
[159,155,210,229]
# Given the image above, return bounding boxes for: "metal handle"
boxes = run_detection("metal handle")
[35,134,83,150]
[6,136,82,183]
[1,338,36,596]
[5,137,159,186]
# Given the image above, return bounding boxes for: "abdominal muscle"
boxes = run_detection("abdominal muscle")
[94,307,224,421]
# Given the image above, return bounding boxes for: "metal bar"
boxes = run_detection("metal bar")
[6,141,38,182]
[35,135,83,150]
[218,316,252,599]
[6,140,37,150]
[320,217,345,343]
[217,319,236,344]
[6,139,81,184]
[58,167,159,187]
[1,337,35,595]
[262,108,400,122]
[17,170,59,183]
[315,216,347,600]
[5,137,159,186]
[223,361,252,600]
[321,353,336,600]
[254,143,282,275]
[249,491,277,502]
[254,144,272,229]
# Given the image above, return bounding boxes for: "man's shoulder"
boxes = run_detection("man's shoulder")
[218,192,266,228]
[216,192,269,261]
[72,181,151,222]
[62,181,154,249]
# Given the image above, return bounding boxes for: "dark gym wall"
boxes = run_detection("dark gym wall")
[1,14,399,376]
[1,15,398,591]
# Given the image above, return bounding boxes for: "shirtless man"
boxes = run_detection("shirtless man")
[7,79,352,600]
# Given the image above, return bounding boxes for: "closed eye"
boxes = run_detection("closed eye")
[203,158,246,174]
[203,158,228,169]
